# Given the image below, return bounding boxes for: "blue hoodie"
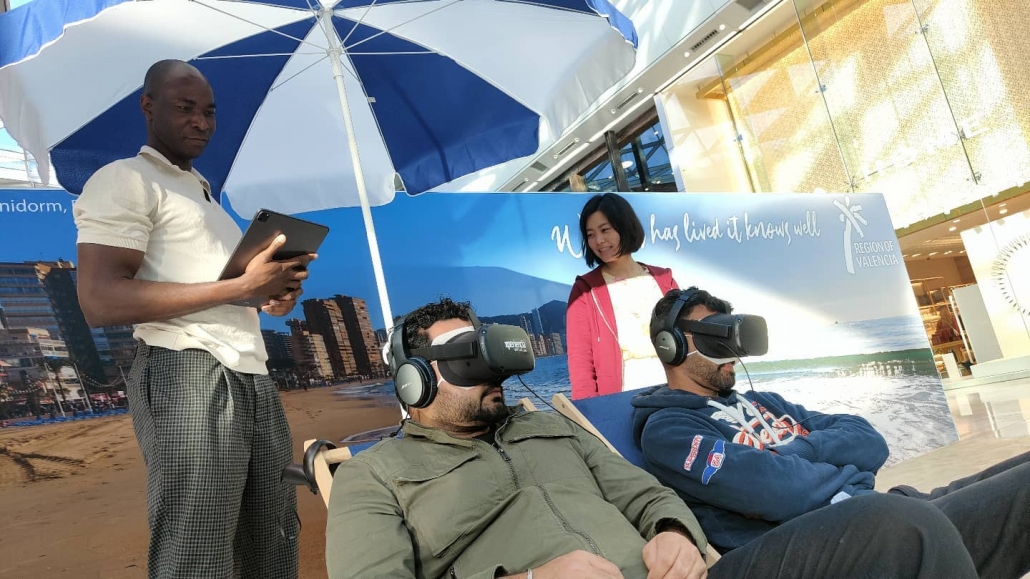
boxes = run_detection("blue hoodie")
[630,385,889,551]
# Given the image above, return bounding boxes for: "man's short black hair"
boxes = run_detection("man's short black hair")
[653,286,733,326]
[402,297,475,351]
[143,59,203,97]
[578,193,646,268]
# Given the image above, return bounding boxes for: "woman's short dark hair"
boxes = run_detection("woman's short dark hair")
[578,193,645,268]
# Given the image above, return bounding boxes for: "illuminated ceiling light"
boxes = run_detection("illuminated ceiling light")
[952,219,960,223]
[683,51,691,58]
[1000,203,1007,207]
[911,253,922,257]
[719,24,726,31]
[944,251,953,255]
[1000,209,1009,215]
[948,226,957,231]
[929,252,938,256]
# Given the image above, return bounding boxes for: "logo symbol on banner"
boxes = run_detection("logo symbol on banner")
[990,233,1030,317]
[834,196,867,275]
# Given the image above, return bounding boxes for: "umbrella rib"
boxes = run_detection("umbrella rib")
[340,0,380,47]
[343,0,592,16]
[335,0,568,119]
[347,51,434,55]
[339,9,544,120]
[340,0,463,52]
[189,0,328,51]
[234,0,323,15]
[268,55,330,92]
[195,52,325,59]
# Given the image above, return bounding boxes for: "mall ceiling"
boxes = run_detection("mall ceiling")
[499,0,790,192]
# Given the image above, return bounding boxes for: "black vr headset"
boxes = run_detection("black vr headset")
[387,309,536,409]
[650,288,769,366]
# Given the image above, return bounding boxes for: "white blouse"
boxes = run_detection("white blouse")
[602,266,668,391]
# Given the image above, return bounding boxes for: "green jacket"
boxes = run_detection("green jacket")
[326,408,708,579]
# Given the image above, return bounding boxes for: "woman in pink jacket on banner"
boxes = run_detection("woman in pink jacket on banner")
[567,193,680,400]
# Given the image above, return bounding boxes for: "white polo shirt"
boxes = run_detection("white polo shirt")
[73,146,268,375]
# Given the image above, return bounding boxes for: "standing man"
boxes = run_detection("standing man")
[74,59,313,579]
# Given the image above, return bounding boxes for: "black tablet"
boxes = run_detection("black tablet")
[219,209,329,306]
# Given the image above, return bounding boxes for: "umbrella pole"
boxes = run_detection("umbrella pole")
[320,10,395,335]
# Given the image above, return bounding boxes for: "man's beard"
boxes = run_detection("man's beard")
[684,355,736,393]
[443,386,511,433]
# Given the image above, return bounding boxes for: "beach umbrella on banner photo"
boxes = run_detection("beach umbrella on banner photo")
[0,0,638,328]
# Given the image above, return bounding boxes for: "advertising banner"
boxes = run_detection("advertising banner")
[0,189,956,464]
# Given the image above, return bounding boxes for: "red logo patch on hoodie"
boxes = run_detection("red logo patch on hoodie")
[683,435,703,471]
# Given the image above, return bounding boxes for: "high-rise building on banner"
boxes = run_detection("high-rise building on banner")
[287,318,333,380]
[333,295,382,377]
[0,261,62,339]
[550,333,565,356]
[261,330,292,363]
[518,314,532,338]
[531,308,544,336]
[301,299,356,379]
[0,328,46,384]
[38,265,108,382]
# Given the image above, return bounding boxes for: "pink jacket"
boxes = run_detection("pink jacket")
[566,263,679,400]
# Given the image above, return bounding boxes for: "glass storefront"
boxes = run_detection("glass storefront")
[556,0,1030,379]
[548,116,677,193]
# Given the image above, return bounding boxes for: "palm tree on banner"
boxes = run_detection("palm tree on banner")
[43,358,76,411]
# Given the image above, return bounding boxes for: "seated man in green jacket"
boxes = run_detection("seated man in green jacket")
[325,298,979,579]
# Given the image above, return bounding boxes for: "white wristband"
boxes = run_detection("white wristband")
[526,569,533,579]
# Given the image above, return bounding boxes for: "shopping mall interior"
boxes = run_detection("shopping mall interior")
[4,0,1027,387]
[3,0,1027,429]
[494,0,1030,391]
[1,0,1029,575]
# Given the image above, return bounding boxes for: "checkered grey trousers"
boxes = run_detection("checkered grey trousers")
[126,344,299,579]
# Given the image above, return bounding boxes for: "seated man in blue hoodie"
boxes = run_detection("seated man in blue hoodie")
[632,287,1030,579]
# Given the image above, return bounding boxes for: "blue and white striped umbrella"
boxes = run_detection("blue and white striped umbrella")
[0,0,637,326]
[0,0,636,211]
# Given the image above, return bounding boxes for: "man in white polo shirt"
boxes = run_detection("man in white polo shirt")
[73,59,313,579]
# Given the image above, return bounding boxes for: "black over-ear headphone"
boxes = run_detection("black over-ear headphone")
[388,311,482,409]
[650,289,698,366]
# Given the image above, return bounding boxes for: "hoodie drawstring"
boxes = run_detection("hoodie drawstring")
[590,288,617,341]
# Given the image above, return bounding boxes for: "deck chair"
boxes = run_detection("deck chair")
[284,398,539,508]
[551,391,722,566]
